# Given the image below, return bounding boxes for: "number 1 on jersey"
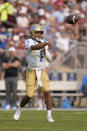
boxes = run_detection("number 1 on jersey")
[40,50,43,62]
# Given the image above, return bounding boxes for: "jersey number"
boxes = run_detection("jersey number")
[40,50,43,62]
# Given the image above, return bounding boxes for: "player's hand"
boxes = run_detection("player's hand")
[47,41,53,50]
[42,48,46,55]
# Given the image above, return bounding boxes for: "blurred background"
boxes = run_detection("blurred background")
[0,0,87,110]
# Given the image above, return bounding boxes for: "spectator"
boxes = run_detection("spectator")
[0,25,11,79]
[8,27,24,49]
[29,13,40,25]
[56,30,70,52]
[17,0,23,13]
[52,6,65,24]
[18,33,25,49]
[0,26,11,50]
[16,9,29,29]
[2,47,20,109]
[0,0,15,27]
[80,74,87,97]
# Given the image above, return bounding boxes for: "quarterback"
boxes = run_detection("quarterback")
[14,24,54,122]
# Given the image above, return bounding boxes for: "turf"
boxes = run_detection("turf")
[0,110,87,131]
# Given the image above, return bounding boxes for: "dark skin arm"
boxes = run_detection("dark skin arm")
[47,41,53,50]
[42,41,53,55]
[42,48,46,55]
[31,42,48,50]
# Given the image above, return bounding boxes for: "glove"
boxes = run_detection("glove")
[65,15,79,24]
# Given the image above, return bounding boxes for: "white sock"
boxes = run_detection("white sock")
[17,106,22,111]
[19,106,21,109]
[47,110,52,117]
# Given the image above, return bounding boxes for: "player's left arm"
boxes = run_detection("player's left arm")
[42,45,52,62]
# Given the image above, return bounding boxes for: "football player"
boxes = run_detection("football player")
[14,24,54,122]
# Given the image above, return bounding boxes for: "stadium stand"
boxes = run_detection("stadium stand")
[0,0,87,108]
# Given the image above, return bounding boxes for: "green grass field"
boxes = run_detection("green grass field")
[0,110,87,131]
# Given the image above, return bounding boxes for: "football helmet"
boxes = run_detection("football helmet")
[29,24,44,40]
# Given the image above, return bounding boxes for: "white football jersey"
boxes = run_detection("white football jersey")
[25,38,50,69]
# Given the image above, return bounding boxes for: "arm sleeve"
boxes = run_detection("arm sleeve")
[45,45,52,62]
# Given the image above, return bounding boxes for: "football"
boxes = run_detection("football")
[65,15,79,24]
